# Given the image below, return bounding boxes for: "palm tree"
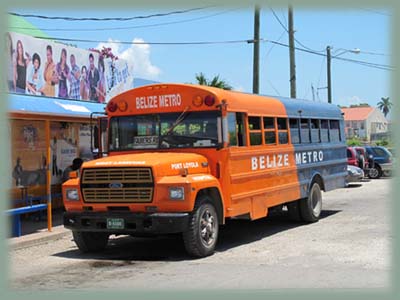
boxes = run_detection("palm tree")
[377,97,392,118]
[194,72,232,90]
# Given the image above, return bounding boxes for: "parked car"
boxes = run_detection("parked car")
[347,147,359,167]
[346,165,364,186]
[353,146,371,171]
[364,146,393,179]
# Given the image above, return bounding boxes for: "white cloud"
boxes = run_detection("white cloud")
[96,38,161,80]
[336,95,365,107]
[233,85,246,92]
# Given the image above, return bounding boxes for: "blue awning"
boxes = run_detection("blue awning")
[8,93,106,118]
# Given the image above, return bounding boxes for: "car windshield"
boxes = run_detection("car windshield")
[109,111,221,151]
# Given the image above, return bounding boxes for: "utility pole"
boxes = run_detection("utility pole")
[326,45,332,103]
[288,5,296,98]
[253,5,260,94]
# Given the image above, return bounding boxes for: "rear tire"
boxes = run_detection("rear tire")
[183,196,219,258]
[299,183,322,223]
[72,231,109,253]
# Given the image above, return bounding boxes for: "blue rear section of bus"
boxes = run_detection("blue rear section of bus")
[278,97,347,198]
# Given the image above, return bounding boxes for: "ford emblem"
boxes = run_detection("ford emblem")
[109,182,123,188]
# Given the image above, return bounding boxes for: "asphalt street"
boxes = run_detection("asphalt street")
[8,177,392,291]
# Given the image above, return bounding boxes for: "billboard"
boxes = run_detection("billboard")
[5,31,133,103]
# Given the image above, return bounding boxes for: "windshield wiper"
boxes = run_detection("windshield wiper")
[164,106,191,135]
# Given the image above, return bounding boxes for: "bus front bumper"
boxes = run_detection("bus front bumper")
[63,211,189,234]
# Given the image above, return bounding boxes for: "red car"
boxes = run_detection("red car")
[347,147,358,167]
[353,146,369,170]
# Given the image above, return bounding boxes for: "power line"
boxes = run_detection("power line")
[264,39,394,71]
[358,7,391,16]
[269,7,390,58]
[30,34,394,71]
[33,35,253,45]
[8,6,215,21]
[265,30,286,58]
[269,7,325,53]
[8,8,241,32]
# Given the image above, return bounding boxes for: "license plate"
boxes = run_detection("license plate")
[106,218,125,229]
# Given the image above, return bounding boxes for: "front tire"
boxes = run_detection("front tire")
[183,197,219,258]
[368,165,382,179]
[72,231,109,253]
[299,183,322,223]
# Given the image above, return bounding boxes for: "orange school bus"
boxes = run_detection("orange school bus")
[63,83,347,257]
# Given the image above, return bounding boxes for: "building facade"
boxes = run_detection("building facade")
[341,106,389,142]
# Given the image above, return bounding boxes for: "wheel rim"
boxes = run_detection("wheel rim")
[370,168,379,178]
[311,186,322,216]
[200,208,216,247]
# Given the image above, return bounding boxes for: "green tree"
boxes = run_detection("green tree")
[195,72,232,90]
[377,97,392,117]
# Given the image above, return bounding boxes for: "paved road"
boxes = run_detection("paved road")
[9,178,392,291]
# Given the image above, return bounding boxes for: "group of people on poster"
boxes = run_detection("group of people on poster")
[6,32,106,103]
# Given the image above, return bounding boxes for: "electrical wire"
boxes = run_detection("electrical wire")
[33,35,253,45]
[8,8,241,32]
[269,7,326,53]
[265,30,286,58]
[264,39,394,71]
[28,34,393,71]
[8,6,216,21]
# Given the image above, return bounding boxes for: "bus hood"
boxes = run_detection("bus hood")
[82,152,210,176]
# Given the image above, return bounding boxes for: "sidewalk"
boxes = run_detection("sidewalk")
[8,209,71,250]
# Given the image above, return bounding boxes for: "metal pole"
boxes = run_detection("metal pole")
[327,45,332,103]
[288,5,296,98]
[45,120,52,231]
[253,5,260,94]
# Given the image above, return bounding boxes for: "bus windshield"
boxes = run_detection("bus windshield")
[109,111,221,151]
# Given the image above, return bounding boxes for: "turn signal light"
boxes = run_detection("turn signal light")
[118,100,128,112]
[193,95,203,107]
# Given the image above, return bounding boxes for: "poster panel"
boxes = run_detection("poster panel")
[50,122,78,184]
[10,119,47,188]
[6,31,133,103]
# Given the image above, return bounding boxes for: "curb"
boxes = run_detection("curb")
[8,225,72,250]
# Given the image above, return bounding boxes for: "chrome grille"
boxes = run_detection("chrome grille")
[82,187,153,203]
[82,168,152,184]
[81,168,153,203]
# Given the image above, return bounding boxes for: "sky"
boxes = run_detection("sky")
[7,5,392,110]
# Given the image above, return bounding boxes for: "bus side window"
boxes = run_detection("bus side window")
[289,118,300,144]
[248,116,262,146]
[311,119,321,143]
[277,118,288,144]
[321,119,329,142]
[236,113,246,146]
[263,117,276,144]
[227,113,238,146]
[329,120,340,142]
[300,118,310,143]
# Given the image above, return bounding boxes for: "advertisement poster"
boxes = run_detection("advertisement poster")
[104,57,133,102]
[79,123,94,161]
[50,122,78,184]
[6,31,133,103]
[10,119,47,188]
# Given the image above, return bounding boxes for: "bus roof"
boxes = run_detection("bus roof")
[109,83,343,119]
